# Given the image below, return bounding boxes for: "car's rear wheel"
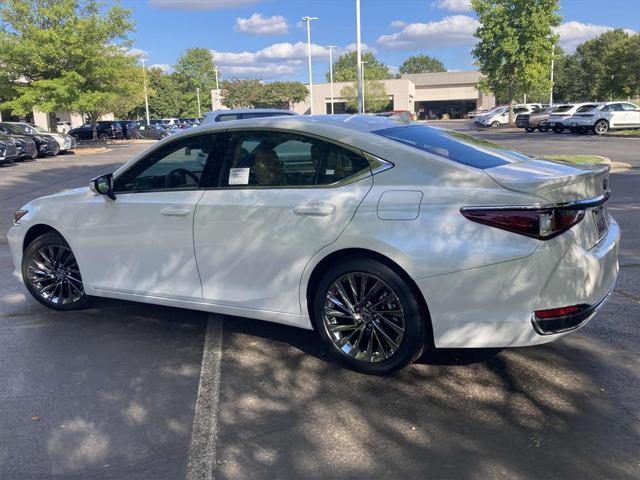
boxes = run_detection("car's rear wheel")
[538,122,549,132]
[98,133,109,141]
[594,120,609,135]
[22,232,92,311]
[313,259,426,374]
[490,121,500,128]
[553,125,564,133]
[525,127,535,133]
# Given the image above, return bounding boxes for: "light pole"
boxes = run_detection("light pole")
[355,0,363,113]
[196,87,201,118]
[549,43,555,107]
[301,16,319,115]
[213,68,220,110]
[360,60,367,113]
[327,45,336,114]
[141,58,150,125]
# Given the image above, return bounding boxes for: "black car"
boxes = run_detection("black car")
[8,134,38,160]
[68,121,124,141]
[129,124,170,140]
[114,120,136,139]
[0,136,19,165]
[0,123,59,157]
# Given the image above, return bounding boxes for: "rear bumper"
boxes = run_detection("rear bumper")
[415,217,620,348]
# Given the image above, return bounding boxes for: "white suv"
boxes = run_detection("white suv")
[569,101,640,135]
[479,104,542,127]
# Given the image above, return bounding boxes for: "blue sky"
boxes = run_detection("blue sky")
[122,0,640,83]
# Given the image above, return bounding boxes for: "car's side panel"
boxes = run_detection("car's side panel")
[193,177,373,317]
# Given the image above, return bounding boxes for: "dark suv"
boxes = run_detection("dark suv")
[69,121,124,141]
[0,123,59,157]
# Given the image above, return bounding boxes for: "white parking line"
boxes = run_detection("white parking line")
[186,314,224,480]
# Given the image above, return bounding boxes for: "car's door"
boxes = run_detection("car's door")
[606,103,625,127]
[75,132,220,301]
[193,129,373,315]
[621,103,640,126]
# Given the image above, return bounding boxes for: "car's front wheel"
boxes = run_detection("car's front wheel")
[525,127,535,133]
[313,258,427,374]
[22,232,92,311]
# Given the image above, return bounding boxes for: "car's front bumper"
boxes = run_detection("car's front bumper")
[415,217,620,348]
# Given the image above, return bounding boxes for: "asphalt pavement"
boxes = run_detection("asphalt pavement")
[0,131,638,480]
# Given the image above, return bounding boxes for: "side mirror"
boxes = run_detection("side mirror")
[90,173,116,201]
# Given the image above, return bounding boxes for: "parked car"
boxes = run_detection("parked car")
[7,134,38,161]
[546,103,598,133]
[467,108,489,119]
[0,136,19,165]
[129,124,170,140]
[0,123,60,157]
[478,104,543,127]
[8,115,619,374]
[375,110,416,122]
[69,121,124,141]
[114,120,136,139]
[3,122,75,153]
[202,109,298,124]
[567,101,640,135]
[516,106,556,132]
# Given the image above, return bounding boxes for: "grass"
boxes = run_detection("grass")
[606,129,640,137]
[540,155,607,164]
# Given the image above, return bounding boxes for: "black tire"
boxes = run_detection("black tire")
[22,232,93,311]
[553,125,564,133]
[593,119,609,135]
[538,122,549,132]
[313,258,427,374]
[577,127,588,135]
[98,133,109,141]
[524,127,535,133]
[490,121,500,128]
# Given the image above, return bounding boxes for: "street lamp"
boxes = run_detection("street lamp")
[196,87,201,118]
[360,60,368,113]
[213,68,220,110]
[301,16,319,115]
[355,0,363,113]
[141,58,150,125]
[327,46,337,114]
[549,43,555,107]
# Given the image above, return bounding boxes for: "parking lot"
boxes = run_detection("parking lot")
[1,130,639,479]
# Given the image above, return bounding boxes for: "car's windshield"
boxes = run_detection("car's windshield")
[27,123,49,133]
[374,124,531,169]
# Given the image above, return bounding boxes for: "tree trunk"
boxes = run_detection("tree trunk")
[507,82,514,125]
[90,116,98,141]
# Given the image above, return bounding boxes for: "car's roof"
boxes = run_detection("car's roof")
[205,108,297,116]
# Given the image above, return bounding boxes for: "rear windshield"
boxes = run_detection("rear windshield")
[553,105,573,113]
[576,105,597,113]
[374,125,530,169]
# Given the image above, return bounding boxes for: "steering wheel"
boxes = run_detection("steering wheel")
[166,168,200,188]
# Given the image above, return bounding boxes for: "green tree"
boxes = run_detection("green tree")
[174,48,218,116]
[472,0,561,124]
[328,52,391,82]
[398,55,446,75]
[128,67,182,119]
[220,79,263,108]
[340,80,390,113]
[0,0,137,137]
[255,82,308,109]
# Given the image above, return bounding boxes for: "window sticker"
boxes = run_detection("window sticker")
[229,167,250,185]
[325,169,335,175]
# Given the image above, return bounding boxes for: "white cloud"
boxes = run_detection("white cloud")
[555,21,636,52]
[219,64,300,77]
[149,63,172,72]
[148,0,262,10]
[125,47,148,57]
[433,0,472,12]
[343,42,378,54]
[377,15,479,50]
[234,13,289,36]
[390,20,407,28]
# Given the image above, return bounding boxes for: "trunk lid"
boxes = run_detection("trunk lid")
[484,158,609,204]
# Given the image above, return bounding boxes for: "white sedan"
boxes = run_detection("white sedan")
[7,115,619,374]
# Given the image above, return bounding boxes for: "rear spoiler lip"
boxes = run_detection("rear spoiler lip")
[460,192,610,213]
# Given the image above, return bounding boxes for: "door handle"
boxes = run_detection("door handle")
[292,203,335,217]
[161,207,191,216]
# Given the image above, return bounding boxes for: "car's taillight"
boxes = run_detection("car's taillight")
[460,207,585,240]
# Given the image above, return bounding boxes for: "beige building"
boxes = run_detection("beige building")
[293,70,495,120]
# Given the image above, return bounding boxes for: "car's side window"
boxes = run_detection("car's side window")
[622,103,638,111]
[219,131,370,188]
[114,134,217,193]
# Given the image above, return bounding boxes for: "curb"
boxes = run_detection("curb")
[594,156,632,173]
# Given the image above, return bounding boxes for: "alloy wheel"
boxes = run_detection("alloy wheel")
[594,121,608,135]
[322,272,406,363]
[26,245,84,305]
